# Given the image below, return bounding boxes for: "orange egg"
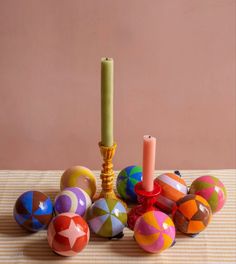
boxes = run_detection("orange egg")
[155,172,188,213]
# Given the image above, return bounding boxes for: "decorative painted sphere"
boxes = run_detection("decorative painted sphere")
[54,187,91,217]
[155,172,188,213]
[134,211,176,253]
[47,212,90,256]
[14,190,53,232]
[116,165,142,203]
[189,175,227,214]
[172,194,212,234]
[60,166,96,199]
[87,198,127,237]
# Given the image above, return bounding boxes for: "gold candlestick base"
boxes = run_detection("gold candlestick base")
[97,142,118,200]
[94,142,127,208]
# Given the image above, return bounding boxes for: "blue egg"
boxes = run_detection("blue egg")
[14,191,53,232]
[116,166,142,203]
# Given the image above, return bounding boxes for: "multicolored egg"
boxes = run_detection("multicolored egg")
[116,165,142,203]
[14,190,53,232]
[60,166,96,199]
[54,187,91,217]
[155,172,188,213]
[87,198,127,238]
[172,194,212,235]
[189,175,227,213]
[134,211,175,253]
[47,212,90,256]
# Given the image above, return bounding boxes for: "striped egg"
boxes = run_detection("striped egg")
[155,172,188,213]
[87,198,127,238]
[134,211,176,253]
[54,187,91,217]
[189,175,227,213]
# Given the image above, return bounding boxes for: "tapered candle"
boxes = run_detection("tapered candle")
[101,57,113,147]
[142,135,156,192]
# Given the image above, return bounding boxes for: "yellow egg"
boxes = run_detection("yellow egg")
[60,166,96,199]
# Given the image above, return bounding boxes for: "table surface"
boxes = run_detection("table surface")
[0,169,235,264]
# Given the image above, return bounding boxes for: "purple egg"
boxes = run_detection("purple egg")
[54,187,91,217]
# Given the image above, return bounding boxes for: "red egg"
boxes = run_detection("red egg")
[47,213,90,256]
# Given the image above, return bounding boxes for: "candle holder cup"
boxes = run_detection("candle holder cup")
[127,181,162,230]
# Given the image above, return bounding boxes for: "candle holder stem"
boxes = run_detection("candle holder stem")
[127,181,161,230]
[97,142,118,200]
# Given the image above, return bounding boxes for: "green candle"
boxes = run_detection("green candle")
[101,57,113,147]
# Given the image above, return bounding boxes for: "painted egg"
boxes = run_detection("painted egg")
[14,190,53,232]
[87,198,127,238]
[116,165,142,203]
[60,166,96,199]
[54,187,91,217]
[189,175,227,213]
[134,211,176,253]
[47,212,90,256]
[154,172,188,213]
[172,194,212,235]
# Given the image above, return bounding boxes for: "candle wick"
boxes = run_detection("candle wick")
[106,57,109,60]
[148,135,151,138]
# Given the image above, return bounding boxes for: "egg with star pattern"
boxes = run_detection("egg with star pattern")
[47,213,90,256]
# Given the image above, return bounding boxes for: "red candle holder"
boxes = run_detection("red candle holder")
[127,181,162,230]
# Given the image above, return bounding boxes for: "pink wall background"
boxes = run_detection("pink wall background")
[0,0,235,170]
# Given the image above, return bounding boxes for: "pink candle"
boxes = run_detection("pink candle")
[142,135,156,192]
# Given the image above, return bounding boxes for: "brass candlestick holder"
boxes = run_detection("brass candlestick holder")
[97,141,118,200]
